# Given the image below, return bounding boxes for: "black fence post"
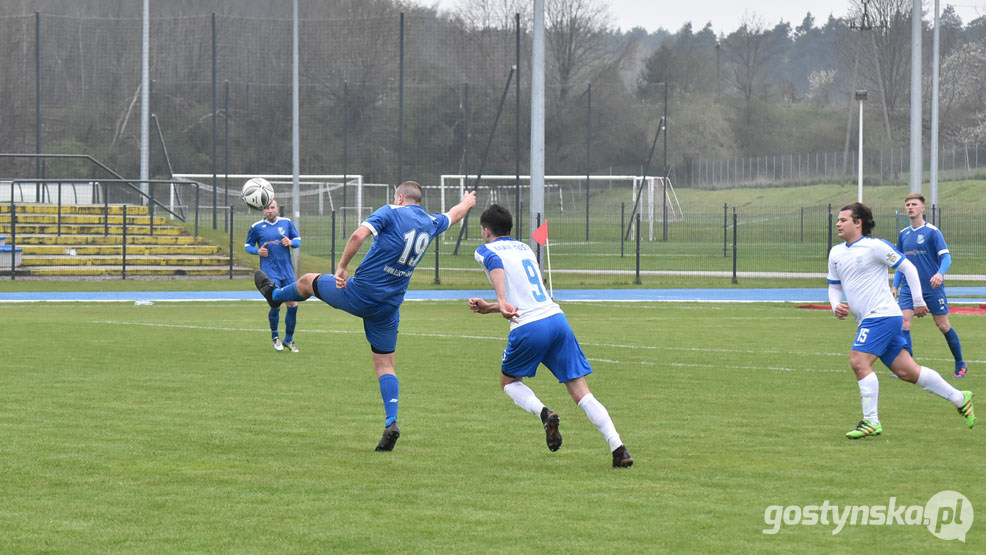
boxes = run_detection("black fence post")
[620,202,625,258]
[194,183,200,238]
[535,212,542,265]
[121,204,128,280]
[634,212,642,285]
[723,202,728,257]
[228,206,234,279]
[9,202,16,280]
[149,180,155,236]
[103,182,109,237]
[731,207,738,284]
[433,227,441,285]
[827,203,833,255]
[57,180,62,236]
[331,210,337,270]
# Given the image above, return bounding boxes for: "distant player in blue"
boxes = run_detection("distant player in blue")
[827,203,974,439]
[891,193,967,378]
[467,204,633,468]
[254,181,476,451]
[244,200,301,352]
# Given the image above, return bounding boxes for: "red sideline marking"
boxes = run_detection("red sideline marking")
[798,303,986,314]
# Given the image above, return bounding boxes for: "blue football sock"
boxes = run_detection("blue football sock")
[943,328,964,365]
[273,282,304,303]
[284,306,298,343]
[902,329,912,355]
[268,307,280,339]
[378,374,399,426]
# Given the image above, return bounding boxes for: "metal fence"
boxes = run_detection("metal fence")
[688,144,986,188]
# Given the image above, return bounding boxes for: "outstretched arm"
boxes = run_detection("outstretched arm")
[897,259,927,316]
[468,268,518,323]
[445,190,477,226]
[335,226,373,288]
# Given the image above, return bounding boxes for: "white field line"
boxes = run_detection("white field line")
[94,320,986,368]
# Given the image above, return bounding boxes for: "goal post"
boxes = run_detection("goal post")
[174,173,370,221]
[438,174,682,241]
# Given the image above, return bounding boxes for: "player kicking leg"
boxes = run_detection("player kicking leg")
[845,317,974,439]
[256,270,403,451]
[497,313,633,468]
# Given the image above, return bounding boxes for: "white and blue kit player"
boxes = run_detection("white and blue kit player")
[891,193,966,377]
[468,204,633,468]
[253,182,477,451]
[244,200,301,352]
[827,203,974,439]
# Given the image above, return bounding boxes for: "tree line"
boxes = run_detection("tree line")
[1,0,984,187]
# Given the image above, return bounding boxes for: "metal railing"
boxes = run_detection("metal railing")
[3,177,238,280]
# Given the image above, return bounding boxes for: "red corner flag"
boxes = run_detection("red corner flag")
[531,221,549,246]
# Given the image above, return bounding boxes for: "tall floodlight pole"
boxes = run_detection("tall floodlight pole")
[140,0,150,198]
[529,0,545,252]
[908,0,922,194]
[930,0,940,216]
[291,0,301,269]
[856,90,867,202]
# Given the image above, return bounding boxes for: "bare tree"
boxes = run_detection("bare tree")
[544,0,615,102]
[722,14,778,114]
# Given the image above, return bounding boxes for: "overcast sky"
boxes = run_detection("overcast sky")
[604,0,986,34]
[426,1,986,35]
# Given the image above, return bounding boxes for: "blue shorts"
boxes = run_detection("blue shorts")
[852,316,907,369]
[897,284,949,315]
[312,274,400,353]
[501,313,593,383]
[271,275,295,289]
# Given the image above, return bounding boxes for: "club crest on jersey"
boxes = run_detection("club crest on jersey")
[917,234,925,244]
[278,226,285,235]
[856,257,863,265]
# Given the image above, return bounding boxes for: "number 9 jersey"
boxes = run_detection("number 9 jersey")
[475,237,562,329]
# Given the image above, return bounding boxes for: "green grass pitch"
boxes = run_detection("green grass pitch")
[0,300,982,552]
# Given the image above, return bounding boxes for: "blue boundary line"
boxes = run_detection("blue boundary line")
[3,287,986,303]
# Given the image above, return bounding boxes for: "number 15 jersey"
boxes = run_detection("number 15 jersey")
[475,237,562,330]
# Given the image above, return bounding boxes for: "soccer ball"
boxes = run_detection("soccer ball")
[241,177,274,210]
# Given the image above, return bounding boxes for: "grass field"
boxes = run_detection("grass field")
[1,300,982,552]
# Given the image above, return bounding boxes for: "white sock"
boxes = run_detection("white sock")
[503,381,546,417]
[916,366,966,406]
[857,373,880,425]
[577,393,623,452]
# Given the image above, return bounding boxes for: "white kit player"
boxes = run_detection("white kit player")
[826,203,974,439]
[467,204,633,468]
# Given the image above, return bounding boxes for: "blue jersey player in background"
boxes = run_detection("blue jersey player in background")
[891,193,967,378]
[467,204,633,468]
[254,181,476,451]
[244,200,301,352]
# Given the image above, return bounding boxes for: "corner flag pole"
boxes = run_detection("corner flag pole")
[545,235,553,299]
[531,220,552,298]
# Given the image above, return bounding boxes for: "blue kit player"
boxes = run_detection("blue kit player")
[245,200,301,352]
[891,192,967,378]
[827,203,974,439]
[467,204,633,468]
[254,181,476,451]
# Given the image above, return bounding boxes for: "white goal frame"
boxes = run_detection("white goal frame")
[438,174,682,240]
[174,173,367,219]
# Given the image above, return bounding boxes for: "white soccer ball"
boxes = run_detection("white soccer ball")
[241,177,274,210]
